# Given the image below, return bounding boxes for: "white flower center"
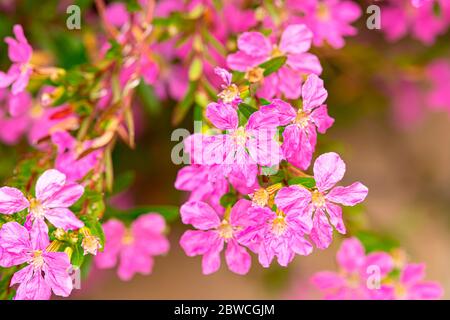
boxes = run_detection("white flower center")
[218,220,234,240]
[29,198,45,219]
[218,84,239,104]
[30,250,45,270]
[311,190,326,208]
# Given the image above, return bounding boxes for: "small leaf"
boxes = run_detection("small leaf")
[259,56,287,76]
[288,177,316,188]
[189,57,203,81]
[172,82,197,125]
[220,192,237,208]
[238,103,258,120]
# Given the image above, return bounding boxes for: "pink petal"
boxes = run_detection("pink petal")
[364,252,394,277]
[326,182,368,206]
[14,267,52,300]
[237,32,271,57]
[41,183,84,208]
[310,208,333,249]
[11,67,31,95]
[302,74,328,112]
[117,245,154,281]
[275,185,311,213]
[30,218,50,251]
[0,222,31,267]
[324,201,346,234]
[407,282,444,300]
[132,214,169,256]
[105,2,130,26]
[8,91,31,117]
[313,152,346,192]
[336,237,366,273]
[246,130,283,167]
[400,263,426,286]
[227,51,262,72]
[44,207,84,230]
[229,199,252,227]
[311,271,345,290]
[0,186,29,214]
[291,233,313,256]
[279,24,313,54]
[225,239,251,275]
[309,105,334,134]
[282,124,315,170]
[214,67,232,86]
[260,99,297,126]
[0,70,16,88]
[180,230,217,257]
[132,213,166,236]
[246,110,280,130]
[35,169,67,202]
[286,52,322,74]
[180,201,221,230]
[201,237,224,275]
[277,67,302,99]
[95,219,125,269]
[206,102,238,130]
[42,251,73,297]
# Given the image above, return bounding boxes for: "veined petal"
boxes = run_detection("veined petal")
[336,237,365,273]
[35,169,67,203]
[279,24,313,54]
[237,32,271,57]
[302,74,328,112]
[326,182,368,206]
[43,251,73,297]
[310,208,333,249]
[0,187,29,214]
[44,207,84,230]
[180,201,221,230]
[225,239,251,275]
[95,219,125,269]
[275,185,311,213]
[324,202,346,234]
[310,105,334,134]
[14,267,52,300]
[206,102,238,130]
[201,237,224,275]
[42,183,84,208]
[313,152,346,192]
[260,99,296,126]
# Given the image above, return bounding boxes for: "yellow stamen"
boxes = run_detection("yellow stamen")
[245,67,264,83]
[218,84,240,104]
[311,190,326,207]
[218,220,234,240]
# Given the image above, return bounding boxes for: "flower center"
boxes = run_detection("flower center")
[232,126,248,146]
[271,211,287,236]
[30,250,45,270]
[82,235,101,255]
[394,283,407,299]
[317,2,331,21]
[245,67,264,83]
[218,84,240,104]
[252,188,270,207]
[271,45,283,58]
[29,198,45,219]
[122,229,134,245]
[218,220,234,240]
[311,190,326,208]
[295,110,310,128]
[345,272,361,288]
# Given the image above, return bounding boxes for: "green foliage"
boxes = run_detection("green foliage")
[288,177,316,188]
[356,231,400,253]
[259,56,287,77]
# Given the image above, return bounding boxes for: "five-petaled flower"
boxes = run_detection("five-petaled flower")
[0,222,73,300]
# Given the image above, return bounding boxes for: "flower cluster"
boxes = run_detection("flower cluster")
[176,63,368,275]
[310,237,443,300]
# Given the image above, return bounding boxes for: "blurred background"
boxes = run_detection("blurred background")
[0,0,449,299]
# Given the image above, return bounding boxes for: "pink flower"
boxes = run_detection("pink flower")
[51,131,102,181]
[425,59,450,113]
[0,169,84,248]
[300,152,368,249]
[95,214,170,281]
[287,0,362,49]
[0,88,31,145]
[0,222,73,300]
[214,67,242,108]
[261,74,334,170]
[239,186,313,267]
[311,237,394,299]
[227,24,322,99]
[203,104,282,187]
[381,0,449,45]
[385,263,444,299]
[179,199,252,275]
[0,25,33,94]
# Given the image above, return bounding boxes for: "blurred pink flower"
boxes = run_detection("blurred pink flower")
[179,199,252,275]
[0,25,33,94]
[51,131,102,181]
[95,214,169,281]
[287,0,362,49]
[227,24,322,99]
[425,59,450,113]
[261,74,334,170]
[311,237,394,299]
[0,88,31,145]
[239,186,313,267]
[381,0,449,45]
[0,221,73,300]
[384,263,444,299]
[0,169,84,249]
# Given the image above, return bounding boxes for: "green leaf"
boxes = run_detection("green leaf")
[288,177,316,188]
[112,171,136,195]
[260,98,271,105]
[356,231,399,253]
[220,192,238,208]
[259,56,287,77]
[189,58,203,81]
[172,82,197,125]
[238,103,258,120]
[71,244,85,268]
